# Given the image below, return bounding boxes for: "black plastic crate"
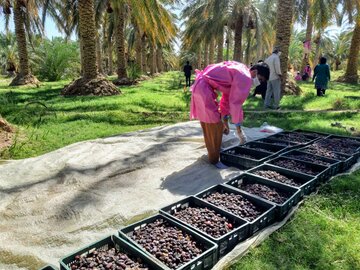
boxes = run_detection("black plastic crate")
[300,145,356,172]
[280,150,342,177]
[160,196,249,258]
[39,265,58,270]
[60,235,163,270]
[326,135,360,158]
[266,157,331,182]
[242,141,288,154]
[220,146,276,170]
[255,138,300,149]
[292,129,330,140]
[225,174,301,220]
[247,164,317,196]
[267,131,318,145]
[119,214,218,270]
[195,184,276,235]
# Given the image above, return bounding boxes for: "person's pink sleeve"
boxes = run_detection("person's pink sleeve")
[219,92,230,118]
[227,71,252,124]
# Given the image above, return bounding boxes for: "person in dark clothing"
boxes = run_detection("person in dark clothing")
[251,62,269,99]
[252,81,267,99]
[183,61,193,87]
[312,57,331,96]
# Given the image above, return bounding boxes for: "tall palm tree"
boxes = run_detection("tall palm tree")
[1,0,41,86]
[61,0,119,96]
[274,0,294,92]
[340,0,360,83]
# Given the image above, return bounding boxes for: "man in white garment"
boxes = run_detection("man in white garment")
[264,47,282,110]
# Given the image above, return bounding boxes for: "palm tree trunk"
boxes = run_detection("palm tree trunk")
[245,28,251,65]
[233,12,244,61]
[226,29,230,61]
[135,29,142,71]
[197,45,202,69]
[217,28,224,63]
[275,0,294,92]
[156,46,163,73]
[96,32,103,74]
[141,34,147,73]
[108,34,113,75]
[343,14,360,83]
[204,43,209,67]
[209,39,215,64]
[301,7,313,73]
[115,4,127,80]
[78,0,98,79]
[149,42,156,75]
[10,0,39,85]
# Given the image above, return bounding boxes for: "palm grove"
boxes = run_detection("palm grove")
[0,0,359,96]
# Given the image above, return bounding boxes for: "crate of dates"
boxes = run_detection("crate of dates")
[247,164,317,196]
[301,143,355,172]
[266,157,331,182]
[60,235,163,270]
[220,146,276,170]
[225,173,301,220]
[195,184,276,236]
[292,129,330,140]
[267,131,318,145]
[119,214,218,270]
[242,141,288,154]
[323,135,360,158]
[39,265,58,270]
[160,196,249,258]
[255,137,300,150]
[280,150,342,177]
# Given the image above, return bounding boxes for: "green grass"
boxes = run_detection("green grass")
[243,71,360,111]
[230,170,360,270]
[0,72,189,159]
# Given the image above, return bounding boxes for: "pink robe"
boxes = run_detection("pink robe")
[190,61,252,124]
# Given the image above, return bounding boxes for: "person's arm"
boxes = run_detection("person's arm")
[275,56,282,77]
[327,65,331,81]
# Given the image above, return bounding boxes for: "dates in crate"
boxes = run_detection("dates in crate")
[239,183,288,204]
[253,170,301,187]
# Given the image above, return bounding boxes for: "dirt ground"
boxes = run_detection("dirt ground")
[0,118,13,152]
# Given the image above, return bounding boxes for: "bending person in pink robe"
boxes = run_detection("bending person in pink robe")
[190,61,270,168]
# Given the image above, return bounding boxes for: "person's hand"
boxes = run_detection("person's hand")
[223,122,230,135]
[236,126,247,144]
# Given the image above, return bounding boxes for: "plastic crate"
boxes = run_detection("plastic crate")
[242,141,288,154]
[39,265,58,270]
[299,145,355,172]
[267,131,318,145]
[266,157,331,182]
[326,135,360,158]
[225,173,301,220]
[291,129,330,140]
[247,164,317,196]
[119,214,218,270]
[195,184,276,236]
[60,235,164,270]
[160,196,249,258]
[280,150,342,177]
[220,147,276,170]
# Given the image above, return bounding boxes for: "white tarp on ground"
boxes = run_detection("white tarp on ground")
[0,120,284,269]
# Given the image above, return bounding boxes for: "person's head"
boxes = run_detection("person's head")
[273,46,281,55]
[257,60,264,63]
[250,62,270,82]
[186,61,190,65]
[320,57,327,64]
[297,71,300,74]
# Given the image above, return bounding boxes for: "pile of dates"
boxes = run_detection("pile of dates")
[258,139,296,147]
[316,138,360,155]
[295,131,327,139]
[239,182,288,204]
[173,206,235,238]
[131,219,204,269]
[285,153,331,166]
[304,144,348,160]
[69,247,148,270]
[272,133,313,144]
[253,170,301,187]
[272,158,319,176]
[204,192,262,221]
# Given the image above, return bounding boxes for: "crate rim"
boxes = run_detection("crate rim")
[279,149,342,166]
[221,146,277,162]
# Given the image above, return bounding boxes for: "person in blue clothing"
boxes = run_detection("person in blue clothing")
[183,61,193,87]
[312,57,331,97]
